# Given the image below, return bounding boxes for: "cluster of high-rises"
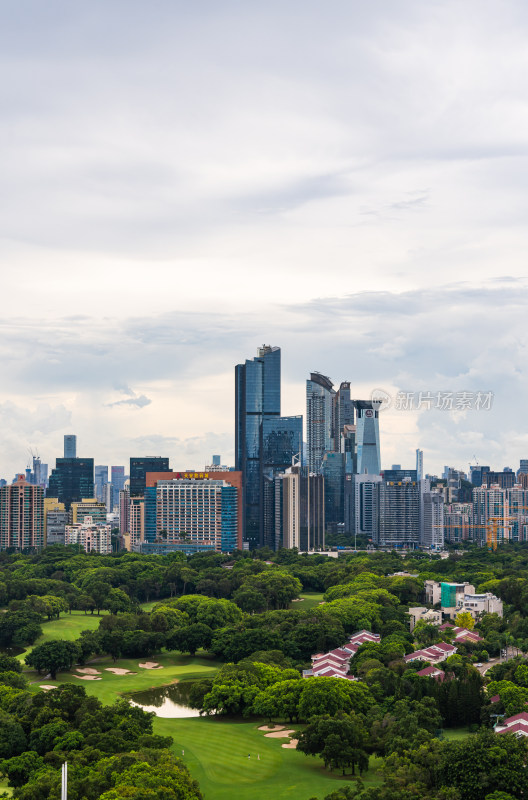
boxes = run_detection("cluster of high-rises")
[235,346,441,551]
[1,344,528,554]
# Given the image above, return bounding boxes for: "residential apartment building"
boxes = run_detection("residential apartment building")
[0,475,44,550]
[65,516,112,554]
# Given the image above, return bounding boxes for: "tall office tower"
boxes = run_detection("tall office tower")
[419,480,444,549]
[119,489,130,537]
[130,457,170,497]
[273,466,325,551]
[111,466,125,495]
[0,475,44,550]
[354,400,381,475]
[64,435,77,459]
[378,476,420,548]
[306,373,335,473]
[212,455,221,466]
[321,451,345,533]
[416,449,424,482]
[261,415,303,548]
[47,458,94,511]
[353,474,382,539]
[333,382,354,447]
[94,465,108,503]
[519,459,528,475]
[235,345,281,547]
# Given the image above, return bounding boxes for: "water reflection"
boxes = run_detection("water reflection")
[130,681,202,718]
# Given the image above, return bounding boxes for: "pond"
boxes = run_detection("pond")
[129,681,203,718]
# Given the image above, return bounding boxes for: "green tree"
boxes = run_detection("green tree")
[25,640,81,679]
[298,678,374,721]
[296,712,369,775]
[454,611,475,630]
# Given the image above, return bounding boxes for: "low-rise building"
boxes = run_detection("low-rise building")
[408,606,443,631]
[416,665,446,681]
[303,630,380,679]
[461,592,503,619]
[404,641,457,664]
[495,712,528,737]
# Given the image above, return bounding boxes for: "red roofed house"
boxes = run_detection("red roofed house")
[495,712,528,736]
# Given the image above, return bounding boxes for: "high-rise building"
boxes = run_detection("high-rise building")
[321,451,345,532]
[519,460,528,475]
[94,466,108,503]
[469,465,490,487]
[44,498,68,546]
[378,477,420,548]
[140,472,242,554]
[306,373,335,473]
[119,489,130,537]
[47,458,94,511]
[444,503,472,544]
[111,466,125,496]
[354,401,381,475]
[64,435,77,459]
[352,474,382,539]
[333,382,354,447]
[419,480,444,549]
[235,345,281,547]
[65,516,112,554]
[0,475,44,550]
[129,496,145,550]
[273,466,325,551]
[482,471,515,489]
[261,415,303,548]
[416,449,424,482]
[130,457,170,497]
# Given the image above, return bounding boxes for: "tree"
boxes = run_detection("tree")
[296,713,369,775]
[106,588,132,615]
[454,611,475,630]
[0,751,44,788]
[298,678,374,721]
[25,640,81,679]
[167,624,213,656]
[232,587,267,613]
[253,678,304,721]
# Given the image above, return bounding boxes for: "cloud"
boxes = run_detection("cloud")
[106,394,152,409]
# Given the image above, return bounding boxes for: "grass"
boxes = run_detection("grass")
[153,717,383,800]
[0,777,13,797]
[139,600,159,612]
[19,611,107,661]
[291,592,325,611]
[26,652,221,705]
[439,726,476,741]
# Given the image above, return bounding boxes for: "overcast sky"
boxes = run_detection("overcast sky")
[1,0,528,479]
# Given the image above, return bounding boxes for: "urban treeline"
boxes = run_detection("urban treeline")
[1,544,528,798]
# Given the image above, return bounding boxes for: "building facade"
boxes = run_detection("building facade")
[47,458,94,511]
[65,515,112,554]
[130,457,170,497]
[71,498,107,526]
[354,400,381,475]
[0,475,44,550]
[306,372,335,473]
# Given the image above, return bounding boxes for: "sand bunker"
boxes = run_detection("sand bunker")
[264,730,295,738]
[76,668,101,675]
[258,725,285,732]
[138,662,163,670]
[105,668,137,675]
[74,675,102,681]
[282,739,299,749]
[39,685,57,691]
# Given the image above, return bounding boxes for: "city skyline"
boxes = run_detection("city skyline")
[2,2,528,478]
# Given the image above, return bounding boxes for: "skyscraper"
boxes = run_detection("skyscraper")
[235,345,281,547]
[416,449,424,482]
[130,457,170,497]
[47,458,94,511]
[306,373,335,473]
[94,465,108,503]
[111,466,125,495]
[333,382,354,447]
[354,400,381,475]
[64,435,77,459]
[261,415,303,549]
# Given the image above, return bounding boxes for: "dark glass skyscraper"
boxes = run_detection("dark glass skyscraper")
[235,345,282,548]
[130,457,170,497]
[47,458,94,511]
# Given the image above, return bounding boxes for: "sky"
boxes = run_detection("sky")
[1,0,528,479]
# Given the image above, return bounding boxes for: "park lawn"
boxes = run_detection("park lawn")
[440,727,476,741]
[27,652,221,705]
[0,776,13,797]
[291,592,325,611]
[139,600,159,612]
[18,611,107,661]
[153,716,383,800]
